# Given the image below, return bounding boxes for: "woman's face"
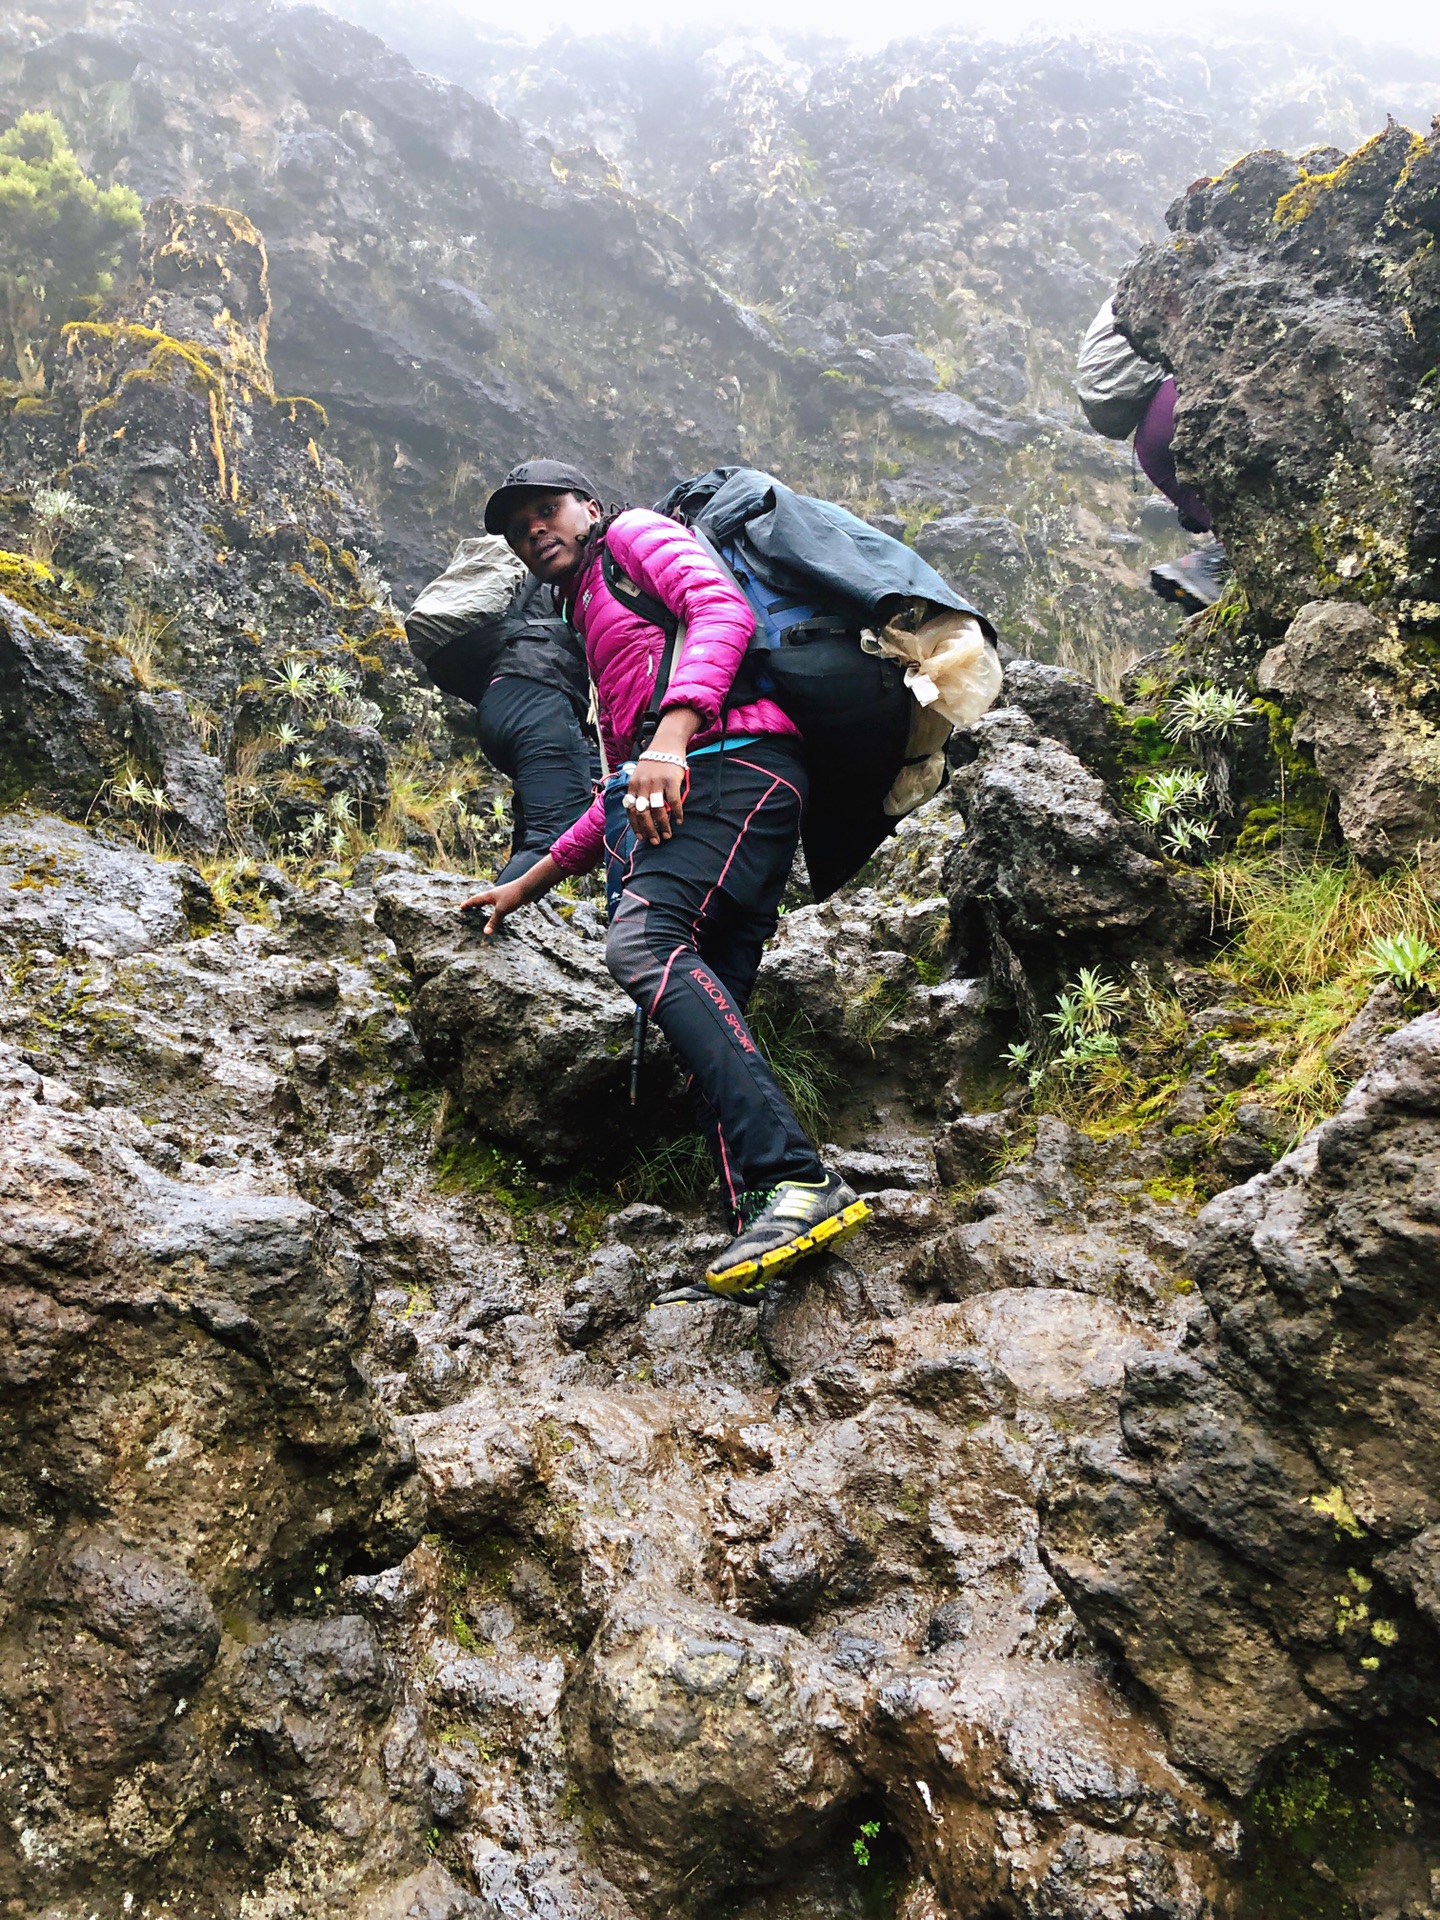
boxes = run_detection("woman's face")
[505,489,601,583]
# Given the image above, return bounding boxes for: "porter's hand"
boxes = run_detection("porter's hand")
[459,854,562,935]
[460,879,529,936]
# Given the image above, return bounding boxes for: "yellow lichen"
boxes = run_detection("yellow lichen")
[1309,1486,1365,1538]
[1274,127,1426,229]
[65,322,225,395]
[65,322,237,494]
[0,550,55,589]
[272,394,329,432]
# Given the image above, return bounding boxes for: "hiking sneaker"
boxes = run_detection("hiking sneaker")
[703,1171,871,1299]
[1150,540,1229,614]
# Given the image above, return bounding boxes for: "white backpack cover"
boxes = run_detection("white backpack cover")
[1076,298,1165,440]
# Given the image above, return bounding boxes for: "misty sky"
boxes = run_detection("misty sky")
[330,0,1440,56]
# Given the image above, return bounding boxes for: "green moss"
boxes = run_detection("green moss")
[432,1125,611,1251]
[1242,1740,1415,1920]
[1113,712,1176,767]
[1141,1171,1206,1209]
[1235,797,1332,853]
[1242,698,1336,849]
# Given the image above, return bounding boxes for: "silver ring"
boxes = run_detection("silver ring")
[650,792,666,809]
[633,794,650,813]
[621,793,637,811]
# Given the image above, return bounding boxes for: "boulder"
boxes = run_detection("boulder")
[0,811,215,956]
[372,864,640,1166]
[564,1588,862,1887]
[868,1654,1235,1920]
[1116,123,1440,632]
[998,658,1121,780]
[0,594,136,815]
[945,709,1200,965]
[1258,599,1440,869]
[1044,1012,1440,1794]
[130,688,230,851]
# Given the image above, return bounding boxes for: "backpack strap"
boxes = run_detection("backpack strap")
[602,543,677,636]
[599,540,685,750]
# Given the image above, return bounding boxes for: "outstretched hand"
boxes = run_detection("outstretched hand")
[460,877,529,935]
[459,853,562,935]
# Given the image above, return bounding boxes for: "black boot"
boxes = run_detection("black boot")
[1150,540,1229,614]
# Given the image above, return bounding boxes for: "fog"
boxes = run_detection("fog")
[328,0,1440,60]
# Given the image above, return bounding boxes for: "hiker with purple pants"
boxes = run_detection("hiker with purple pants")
[1076,296,1228,614]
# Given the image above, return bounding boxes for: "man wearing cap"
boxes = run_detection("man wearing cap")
[459,460,871,1307]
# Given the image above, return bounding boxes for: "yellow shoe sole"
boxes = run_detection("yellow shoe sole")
[703,1198,873,1298]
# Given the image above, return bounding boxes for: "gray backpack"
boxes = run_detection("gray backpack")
[405,534,526,667]
[1076,298,1165,440]
[405,534,588,715]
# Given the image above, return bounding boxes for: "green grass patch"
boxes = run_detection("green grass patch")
[1011,852,1439,1153]
[618,1131,713,1207]
[749,1002,842,1139]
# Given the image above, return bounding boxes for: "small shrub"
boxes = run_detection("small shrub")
[28,486,92,563]
[1162,681,1256,743]
[0,112,142,390]
[852,1820,881,1868]
[350,548,395,611]
[1362,930,1437,992]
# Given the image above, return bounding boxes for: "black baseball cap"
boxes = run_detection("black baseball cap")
[483,459,601,535]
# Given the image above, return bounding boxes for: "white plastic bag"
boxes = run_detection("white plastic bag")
[871,606,1004,817]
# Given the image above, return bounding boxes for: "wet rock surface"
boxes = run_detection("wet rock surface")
[1044,1012,1440,1797]
[4,12,1440,1914]
[1258,600,1440,871]
[945,708,1203,983]
[0,802,1261,1919]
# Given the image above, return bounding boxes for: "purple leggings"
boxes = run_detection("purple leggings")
[1133,376,1212,534]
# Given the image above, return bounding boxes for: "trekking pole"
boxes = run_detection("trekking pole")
[629,1005,646,1107]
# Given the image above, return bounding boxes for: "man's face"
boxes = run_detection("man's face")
[505,489,600,583]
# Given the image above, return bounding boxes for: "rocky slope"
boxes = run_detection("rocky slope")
[6,3,1440,682]
[4,17,1440,1920]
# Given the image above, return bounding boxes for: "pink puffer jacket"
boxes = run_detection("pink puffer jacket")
[548,509,798,876]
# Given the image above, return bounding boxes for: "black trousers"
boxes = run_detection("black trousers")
[604,737,822,1224]
[476,674,597,886]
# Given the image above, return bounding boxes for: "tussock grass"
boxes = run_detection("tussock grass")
[619,1133,713,1207]
[748,1003,841,1141]
[1203,850,1440,1132]
[376,747,490,864]
[1208,852,1440,996]
[620,1003,841,1209]
[1024,852,1440,1149]
[115,597,177,688]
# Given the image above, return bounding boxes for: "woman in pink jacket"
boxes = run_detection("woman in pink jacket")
[462,459,869,1303]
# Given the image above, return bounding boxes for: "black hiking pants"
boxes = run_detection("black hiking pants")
[605,736,823,1225]
[477,673,598,886]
